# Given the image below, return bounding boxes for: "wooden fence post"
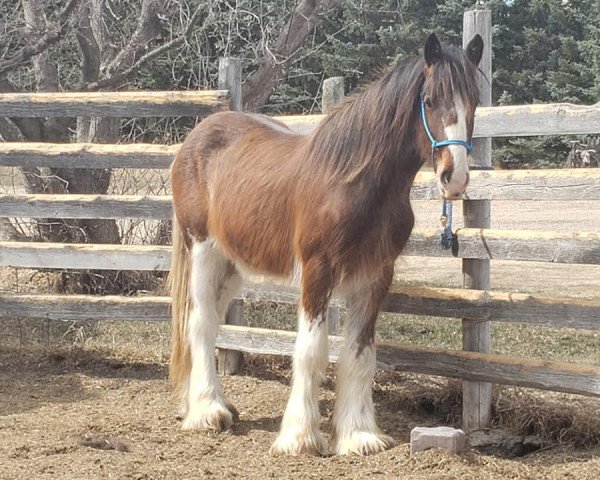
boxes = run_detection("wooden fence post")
[322,76,345,335]
[217,57,244,374]
[322,77,345,114]
[461,10,493,432]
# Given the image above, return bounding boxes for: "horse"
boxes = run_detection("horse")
[169,33,483,456]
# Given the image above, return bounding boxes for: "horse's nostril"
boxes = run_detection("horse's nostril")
[441,169,452,185]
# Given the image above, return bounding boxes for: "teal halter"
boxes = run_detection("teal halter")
[420,99,473,155]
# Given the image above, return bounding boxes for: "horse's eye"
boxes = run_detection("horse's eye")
[424,97,432,108]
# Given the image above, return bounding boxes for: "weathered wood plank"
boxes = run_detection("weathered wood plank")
[4,182,600,221]
[2,142,600,202]
[0,91,229,117]
[462,9,493,432]
[0,242,170,271]
[0,285,598,330]
[0,194,172,219]
[1,227,599,270]
[0,142,176,169]
[412,169,600,201]
[216,57,245,374]
[214,325,600,398]
[277,114,325,134]
[474,102,600,137]
[0,293,171,322]
[405,228,600,264]
[0,285,342,322]
[0,90,596,134]
[384,285,600,330]
[373,340,600,398]
[322,77,345,114]
[322,76,345,335]
[278,103,600,138]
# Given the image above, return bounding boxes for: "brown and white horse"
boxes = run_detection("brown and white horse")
[169,33,483,456]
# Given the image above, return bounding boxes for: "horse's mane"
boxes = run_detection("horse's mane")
[305,44,480,184]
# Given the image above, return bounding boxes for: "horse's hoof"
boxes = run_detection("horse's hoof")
[332,431,394,456]
[269,431,329,456]
[181,401,234,432]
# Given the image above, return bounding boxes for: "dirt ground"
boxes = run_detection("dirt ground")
[1,349,599,480]
[0,200,599,479]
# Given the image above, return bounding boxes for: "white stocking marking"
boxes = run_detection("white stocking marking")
[182,239,239,431]
[271,308,328,455]
[332,288,393,455]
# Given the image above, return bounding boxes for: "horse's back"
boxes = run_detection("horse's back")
[172,111,306,277]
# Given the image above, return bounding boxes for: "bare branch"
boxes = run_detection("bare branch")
[243,0,342,111]
[103,0,164,77]
[75,0,102,85]
[86,2,208,91]
[0,0,80,76]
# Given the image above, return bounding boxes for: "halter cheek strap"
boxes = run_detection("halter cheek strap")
[420,99,473,155]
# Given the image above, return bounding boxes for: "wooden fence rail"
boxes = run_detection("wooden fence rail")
[0,92,598,136]
[0,194,172,219]
[0,91,230,117]
[0,143,178,169]
[217,325,600,397]
[2,167,600,202]
[2,283,598,330]
[2,226,599,270]
[278,102,600,138]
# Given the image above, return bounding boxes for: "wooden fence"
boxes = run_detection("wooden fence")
[1,10,599,432]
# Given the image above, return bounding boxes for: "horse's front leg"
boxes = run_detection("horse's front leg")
[270,257,331,456]
[332,264,395,455]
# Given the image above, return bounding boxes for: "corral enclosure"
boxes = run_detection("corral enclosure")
[1,9,600,480]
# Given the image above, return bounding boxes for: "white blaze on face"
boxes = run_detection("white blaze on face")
[442,97,470,198]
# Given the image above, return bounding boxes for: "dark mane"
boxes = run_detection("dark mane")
[305,44,480,183]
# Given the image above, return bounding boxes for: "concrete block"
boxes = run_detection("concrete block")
[410,426,466,455]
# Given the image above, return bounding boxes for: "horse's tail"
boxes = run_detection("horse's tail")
[168,215,192,400]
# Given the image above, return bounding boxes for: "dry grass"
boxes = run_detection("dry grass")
[494,389,600,447]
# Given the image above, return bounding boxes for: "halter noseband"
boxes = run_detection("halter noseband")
[420,98,473,156]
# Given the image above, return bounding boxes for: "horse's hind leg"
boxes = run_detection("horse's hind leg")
[182,238,242,431]
[270,256,331,455]
[332,265,395,455]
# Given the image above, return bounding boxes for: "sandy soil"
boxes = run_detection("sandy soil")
[1,349,599,480]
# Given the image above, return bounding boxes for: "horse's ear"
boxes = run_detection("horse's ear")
[466,34,484,66]
[424,33,442,66]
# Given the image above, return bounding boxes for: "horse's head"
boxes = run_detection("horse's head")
[418,33,483,200]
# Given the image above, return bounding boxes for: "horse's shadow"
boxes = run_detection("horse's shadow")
[231,415,282,435]
[230,397,336,436]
